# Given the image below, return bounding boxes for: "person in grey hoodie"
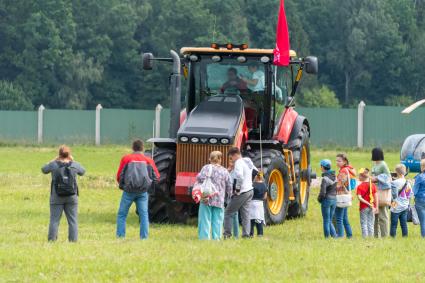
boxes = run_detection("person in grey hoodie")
[318,159,337,238]
[223,147,254,238]
[42,145,85,242]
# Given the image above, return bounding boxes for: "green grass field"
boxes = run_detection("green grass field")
[1,146,424,282]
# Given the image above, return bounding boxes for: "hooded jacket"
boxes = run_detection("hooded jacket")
[319,170,336,201]
[413,172,425,201]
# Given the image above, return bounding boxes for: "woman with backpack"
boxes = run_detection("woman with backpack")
[41,145,85,242]
[194,151,232,240]
[335,153,355,238]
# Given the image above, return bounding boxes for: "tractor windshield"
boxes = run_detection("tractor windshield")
[186,54,292,138]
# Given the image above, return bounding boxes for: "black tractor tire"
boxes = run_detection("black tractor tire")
[287,124,311,218]
[149,147,190,223]
[245,149,290,224]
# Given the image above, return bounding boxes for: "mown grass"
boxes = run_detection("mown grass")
[1,146,424,282]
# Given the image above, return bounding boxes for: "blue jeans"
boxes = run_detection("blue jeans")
[321,198,337,238]
[390,210,408,237]
[335,207,352,238]
[232,212,239,238]
[198,203,224,240]
[416,199,425,237]
[116,191,149,239]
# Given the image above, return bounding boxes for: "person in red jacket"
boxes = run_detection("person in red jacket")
[116,139,160,239]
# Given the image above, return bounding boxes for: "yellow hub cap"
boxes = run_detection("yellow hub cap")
[268,169,284,215]
[300,145,308,205]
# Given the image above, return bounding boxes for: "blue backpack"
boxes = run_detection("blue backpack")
[349,178,357,191]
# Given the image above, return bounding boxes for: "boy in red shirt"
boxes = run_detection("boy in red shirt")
[356,168,378,238]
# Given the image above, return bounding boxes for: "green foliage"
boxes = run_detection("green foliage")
[384,94,415,106]
[0,0,425,109]
[298,85,340,108]
[0,81,33,110]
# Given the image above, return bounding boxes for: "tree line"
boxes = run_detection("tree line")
[0,0,424,110]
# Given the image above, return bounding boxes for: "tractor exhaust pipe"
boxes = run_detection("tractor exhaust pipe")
[169,50,181,139]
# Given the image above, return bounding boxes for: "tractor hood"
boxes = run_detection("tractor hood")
[177,95,243,144]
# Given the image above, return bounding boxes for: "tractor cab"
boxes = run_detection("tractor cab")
[180,45,298,140]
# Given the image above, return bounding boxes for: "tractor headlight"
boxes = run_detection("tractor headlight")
[180,136,189,142]
[209,138,218,144]
[191,137,200,143]
[220,138,230,145]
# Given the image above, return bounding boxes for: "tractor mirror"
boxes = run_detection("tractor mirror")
[304,56,318,74]
[142,53,154,70]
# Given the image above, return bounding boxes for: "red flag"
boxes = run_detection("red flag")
[273,0,290,66]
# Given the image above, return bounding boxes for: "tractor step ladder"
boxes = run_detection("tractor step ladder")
[283,149,296,201]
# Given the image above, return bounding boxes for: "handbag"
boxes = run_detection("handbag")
[199,165,217,198]
[336,186,352,208]
[336,170,352,208]
[376,173,392,207]
[336,193,352,208]
[408,205,420,225]
[378,188,392,207]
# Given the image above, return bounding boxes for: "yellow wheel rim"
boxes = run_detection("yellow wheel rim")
[300,145,308,205]
[268,169,284,215]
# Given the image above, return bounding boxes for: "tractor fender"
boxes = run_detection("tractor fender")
[147,138,177,150]
[273,107,299,144]
[288,115,310,144]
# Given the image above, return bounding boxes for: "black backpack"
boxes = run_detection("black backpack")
[54,162,77,196]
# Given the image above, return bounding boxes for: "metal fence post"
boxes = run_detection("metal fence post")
[37,105,45,144]
[155,104,163,138]
[95,104,103,146]
[357,101,366,148]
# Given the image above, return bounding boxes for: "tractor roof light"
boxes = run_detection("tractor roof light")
[180,136,189,142]
[260,56,270,63]
[237,56,247,63]
[212,55,222,62]
[220,138,230,145]
[240,43,248,50]
[191,137,200,143]
[189,55,199,62]
[209,138,218,144]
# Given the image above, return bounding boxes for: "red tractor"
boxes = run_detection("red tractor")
[143,44,318,224]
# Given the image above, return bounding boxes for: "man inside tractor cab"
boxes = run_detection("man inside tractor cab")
[241,63,265,93]
[220,67,248,94]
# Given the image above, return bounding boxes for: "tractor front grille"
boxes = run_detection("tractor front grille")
[176,144,232,173]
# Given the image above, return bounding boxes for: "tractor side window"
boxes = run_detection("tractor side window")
[273,66,290,121]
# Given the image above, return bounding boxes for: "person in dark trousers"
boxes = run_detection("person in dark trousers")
[249,173,267,237]
[42,145,85,242]
[116,139,159,239]
[318,159,337,238]
[223,147,254,238]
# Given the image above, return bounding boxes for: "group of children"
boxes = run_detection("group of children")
[319,147,425,238]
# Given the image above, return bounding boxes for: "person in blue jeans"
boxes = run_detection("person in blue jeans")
[335,153,354,238]
[115,140,159,239]
[390,164,412,238]
[414,159,425,238]
[318,159,337,238]
[231,212,239,238]
[117,191,149,238]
